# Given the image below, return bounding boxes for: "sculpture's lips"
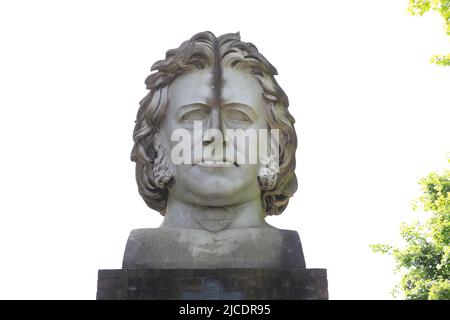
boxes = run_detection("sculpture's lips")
[195,160,238,168]
[193,157,239,167]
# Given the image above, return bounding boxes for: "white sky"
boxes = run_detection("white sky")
[0,0,449,299]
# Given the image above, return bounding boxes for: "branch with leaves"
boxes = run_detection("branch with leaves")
[371,157,450,299]
[408,0,450,66]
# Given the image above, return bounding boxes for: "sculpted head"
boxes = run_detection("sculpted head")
[131,31,297,218]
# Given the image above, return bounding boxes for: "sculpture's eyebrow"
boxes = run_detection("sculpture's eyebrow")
[222,103,257,121]
[175,103,210,120]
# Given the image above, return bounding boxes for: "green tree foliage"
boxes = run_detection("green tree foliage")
[408,0,450,66]
[371,157,450,299]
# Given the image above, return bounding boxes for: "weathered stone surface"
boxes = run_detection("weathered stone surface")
[125,32,304,271]
[123,228,306,269]
[96,33,329,301]
[96,268,328,300]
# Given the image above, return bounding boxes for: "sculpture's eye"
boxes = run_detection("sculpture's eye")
[181,109,209,121]
[224,109,251,123]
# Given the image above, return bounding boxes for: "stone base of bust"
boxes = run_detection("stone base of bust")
[123,227,306,268]
[96,268,328,300]
[97,227,327,299]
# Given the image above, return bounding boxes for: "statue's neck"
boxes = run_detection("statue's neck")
[161,195,269,232]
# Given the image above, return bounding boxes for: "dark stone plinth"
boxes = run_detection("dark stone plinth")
[96,268,328,300]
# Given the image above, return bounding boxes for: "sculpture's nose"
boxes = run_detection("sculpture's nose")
[207,108,225,133]
[203,108,226,145]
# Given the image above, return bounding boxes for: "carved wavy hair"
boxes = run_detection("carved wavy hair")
[131,31,298,216]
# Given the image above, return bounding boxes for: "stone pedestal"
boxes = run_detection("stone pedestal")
[96,268,328,300]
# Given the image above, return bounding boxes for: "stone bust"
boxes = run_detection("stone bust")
[123,31,305,269]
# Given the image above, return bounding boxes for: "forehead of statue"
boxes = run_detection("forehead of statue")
[167,67,264,110]
[168,68,215,107]
[220,67,264,107]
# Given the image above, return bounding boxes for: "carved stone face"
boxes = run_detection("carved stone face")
[123,33,305,270]
[158,67,268,207]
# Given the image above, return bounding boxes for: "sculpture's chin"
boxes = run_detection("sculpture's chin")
[171,163,260,206]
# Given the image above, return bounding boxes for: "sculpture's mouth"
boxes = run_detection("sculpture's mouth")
[194,157,239,167]
[195,160,239,168]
